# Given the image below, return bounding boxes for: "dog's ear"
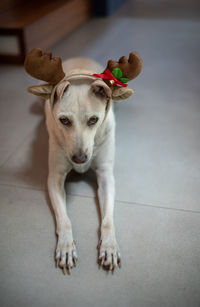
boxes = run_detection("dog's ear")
[27,84,53,99]
[56,80,70,100]
[112,87,134,101]
[91,80,112,100]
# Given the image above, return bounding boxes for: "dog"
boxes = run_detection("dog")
[24,49,142,274]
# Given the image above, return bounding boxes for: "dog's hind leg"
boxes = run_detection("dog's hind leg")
[47,141,77,275]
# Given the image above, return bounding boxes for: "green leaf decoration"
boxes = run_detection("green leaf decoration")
[119,77,130,83]
[112,67,122,79]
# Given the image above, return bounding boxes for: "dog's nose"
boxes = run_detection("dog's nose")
[72,153,87,164]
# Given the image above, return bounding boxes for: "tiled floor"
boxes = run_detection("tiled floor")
[0,3,200,307]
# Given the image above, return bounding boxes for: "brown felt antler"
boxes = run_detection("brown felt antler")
[93,52,142,88]
[24,48,65,85]
[105,52,142,84]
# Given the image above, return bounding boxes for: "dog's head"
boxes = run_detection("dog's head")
[24,49,142,166]
[50,77,112,165]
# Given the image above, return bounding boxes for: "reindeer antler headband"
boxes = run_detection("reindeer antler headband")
[24,48,65,85]
[24,48,142,92]
[93,52,142,87]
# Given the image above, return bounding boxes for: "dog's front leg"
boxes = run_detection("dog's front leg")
[95,165,121,271]
[48,143,77,275]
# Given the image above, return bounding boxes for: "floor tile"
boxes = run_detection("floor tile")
[0,185,200,307]
[0,116,49,190]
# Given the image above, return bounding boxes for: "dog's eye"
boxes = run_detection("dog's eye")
[87,116,99,126]
[59,117,72,127]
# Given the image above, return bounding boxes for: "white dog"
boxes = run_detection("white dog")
[25,49,142,274]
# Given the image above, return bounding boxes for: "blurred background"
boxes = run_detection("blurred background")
[0,1,200,307]
[0,0,200,63]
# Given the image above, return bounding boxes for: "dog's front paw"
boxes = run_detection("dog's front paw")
[98,231,121,272]
[55,231,77,275]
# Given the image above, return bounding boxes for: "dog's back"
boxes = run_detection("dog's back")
[62,58,103,75]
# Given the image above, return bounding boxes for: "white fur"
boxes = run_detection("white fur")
[41,58,122,273]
